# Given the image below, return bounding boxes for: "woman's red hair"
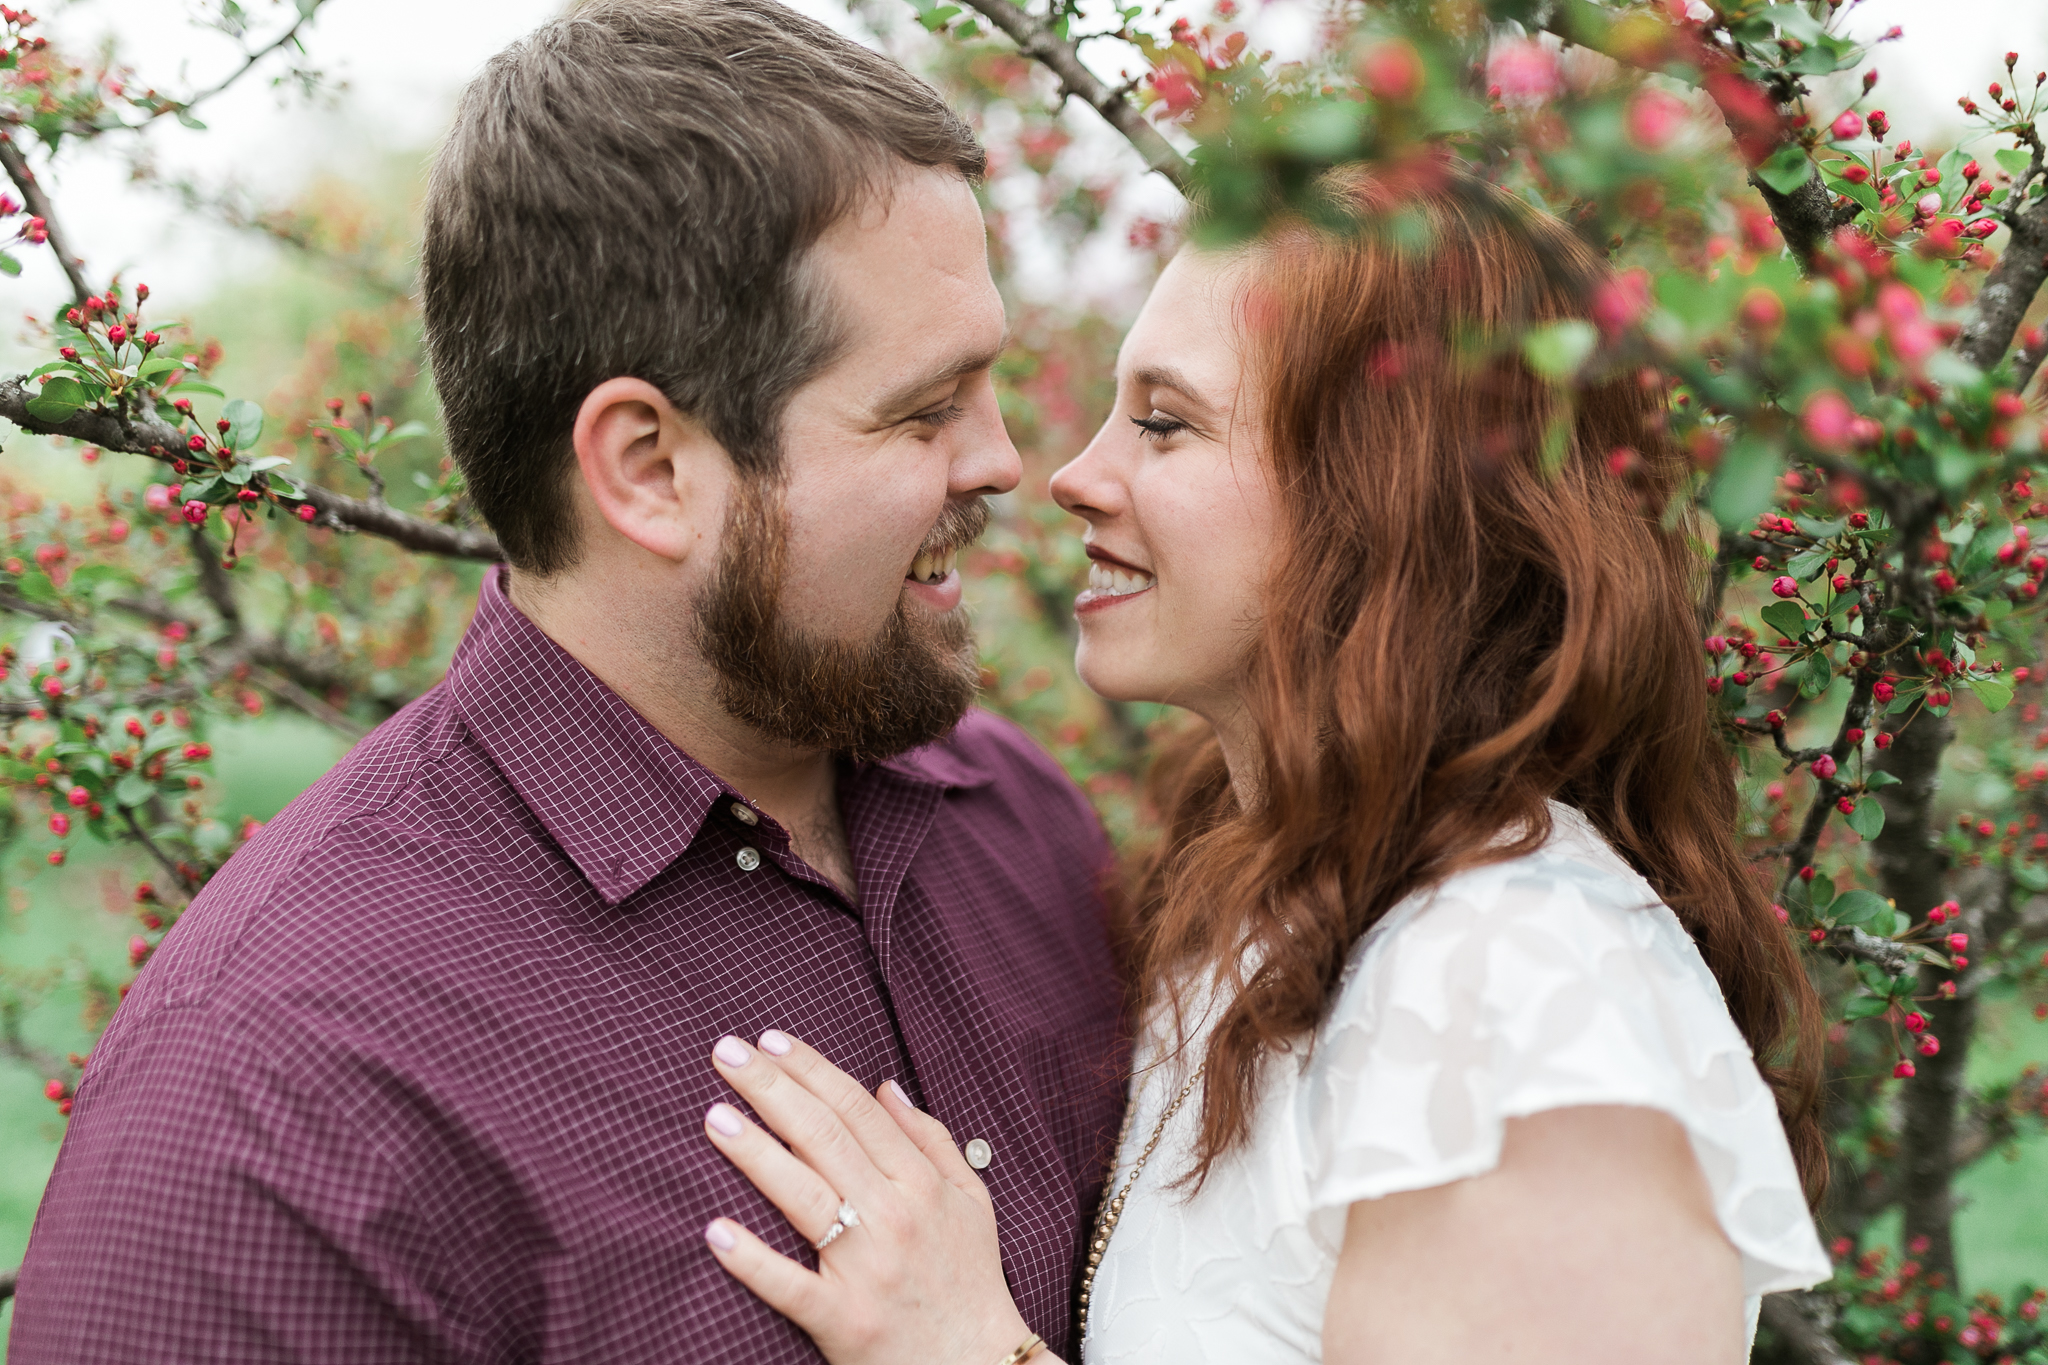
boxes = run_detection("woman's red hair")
[1133,163,1826,1199]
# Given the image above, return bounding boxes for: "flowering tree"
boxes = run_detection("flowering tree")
[3,0,2047,1359]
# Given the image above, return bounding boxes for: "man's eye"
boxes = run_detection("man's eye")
[911,404,967,428]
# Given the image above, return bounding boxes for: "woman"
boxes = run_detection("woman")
[693,164,1833,1363]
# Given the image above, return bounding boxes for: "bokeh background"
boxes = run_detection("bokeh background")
[4,0,2047,1352]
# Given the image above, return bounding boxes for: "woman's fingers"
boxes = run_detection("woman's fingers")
[711,1035,892,1206]
[702,1101,846,1247]
[754,1031,934,1184]
[876,1078,990,1197]
[704,1217,836,1332]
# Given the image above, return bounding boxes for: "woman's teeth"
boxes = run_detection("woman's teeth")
[909,547,959,585]
[1087,562,1154,596]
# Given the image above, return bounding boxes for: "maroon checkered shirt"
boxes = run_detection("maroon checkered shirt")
[10,568,1128,1363]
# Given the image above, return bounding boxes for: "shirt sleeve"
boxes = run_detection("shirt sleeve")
[1300,851,1832,1301]
[8,999,472,1364]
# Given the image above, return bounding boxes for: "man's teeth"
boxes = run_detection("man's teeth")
[909,547,959,585]
[1087,562,1155,597]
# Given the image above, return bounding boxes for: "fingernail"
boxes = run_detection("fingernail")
[713,1036,751,1067]
[705,1219,737,1251]
[758,1029,792,1056]
[706,1103,744,1137]
[887,1079,914,1108]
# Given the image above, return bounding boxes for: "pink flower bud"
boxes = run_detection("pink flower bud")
[1894,1059,1916,1079]
[1916,191,1942,216]
[1802,389,1857,450]
[1771,576,1800,598]
[181,500,209,526]
[49,814,69,837]
[1905,1011,1927,1032]
[1830,111,1863,140]
[1812,754,1838,779]
[1947,932,1968,951]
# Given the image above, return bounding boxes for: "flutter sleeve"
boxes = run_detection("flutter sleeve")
[1300,831,1832,1302]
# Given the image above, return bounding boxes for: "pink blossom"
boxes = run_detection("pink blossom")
[1624,88,1689,151]
[1802,390,1857,450]
[1487,39,1559,101]
[1830,111,1864,141]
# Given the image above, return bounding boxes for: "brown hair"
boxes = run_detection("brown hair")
[1135,163,1825,1198]
[420,0,984,574]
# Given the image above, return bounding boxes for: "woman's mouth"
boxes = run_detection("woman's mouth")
[1076,559,1154,612]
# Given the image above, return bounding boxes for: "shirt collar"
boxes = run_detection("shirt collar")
[446,567,730,905]
[446,568,995,904]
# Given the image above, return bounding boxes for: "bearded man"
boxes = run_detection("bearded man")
[7,2,1126,1359]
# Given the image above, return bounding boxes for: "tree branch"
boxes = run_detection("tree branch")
[1759,1291,1858,1365]
[121,805,200,896]
[1956,193,2048,374]
[172,2,328,125]
[0,135,91,305]
[950,0,1190,192]
[0,376,503,562]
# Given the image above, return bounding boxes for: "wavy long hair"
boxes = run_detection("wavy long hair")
[1132,163,1826,1199]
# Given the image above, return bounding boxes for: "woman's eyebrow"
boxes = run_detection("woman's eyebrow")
[1131,364,1216,417]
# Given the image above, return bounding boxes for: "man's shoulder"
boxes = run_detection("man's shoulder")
[922,708,1107,851]
[119,684,541,1017]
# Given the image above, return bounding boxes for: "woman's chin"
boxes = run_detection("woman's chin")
[1073,649,1171,707]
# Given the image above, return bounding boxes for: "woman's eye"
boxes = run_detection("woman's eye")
[1131,412,1187,440]
[911,403,967,429]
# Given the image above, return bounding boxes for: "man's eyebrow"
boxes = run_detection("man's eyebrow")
[1132,364,1216,415]
[869,344,1005,422]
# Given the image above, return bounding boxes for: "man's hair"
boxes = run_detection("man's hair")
[420,0,985,574]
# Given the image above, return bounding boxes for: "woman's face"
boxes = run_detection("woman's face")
[1050,249,1281,722]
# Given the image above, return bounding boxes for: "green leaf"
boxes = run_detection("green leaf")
[1843,994,1893,1021]
[175,108,207,131]
[1996,147,2034,179]
[1521,320,1598,380]
[1709,438,1780,531]
[1966,674,2014,712]
[165,378,223,399]
[1760,601,1809,638]
[0,251,19,277]
[2015,860,2048,893]
[1800,652,1834,698]
[114,774,156,809]
[1786,548,1829,580]
[1759,3,1825,40]
[1831,889,1893,929]
[1809,875,1836,910]
[1847,797,1885,840]
[248,454,293,472]
[221,397,264,452]
[1825,175,1882,216]
[1756,144,1815,196]
[23,375,93,423]
[136,354,184,382]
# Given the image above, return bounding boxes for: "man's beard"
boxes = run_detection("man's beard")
[693,479,987,763]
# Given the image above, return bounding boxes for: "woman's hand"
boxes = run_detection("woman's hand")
[701,1030,1052,1365]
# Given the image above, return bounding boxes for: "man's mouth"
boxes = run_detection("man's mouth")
[907,546,960,585]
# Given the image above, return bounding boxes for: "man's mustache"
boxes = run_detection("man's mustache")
[915,497,991,561]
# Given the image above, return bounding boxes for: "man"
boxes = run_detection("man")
[7,2,1126,1359]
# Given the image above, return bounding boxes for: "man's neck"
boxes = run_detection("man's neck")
[506,566,859,899]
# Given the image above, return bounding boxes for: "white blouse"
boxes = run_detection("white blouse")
[1081,802,1830,1363]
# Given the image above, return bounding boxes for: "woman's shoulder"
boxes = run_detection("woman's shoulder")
[1306,799,1772,1192]
[1335,801,1718,1018]
[1301,801,1827,1296]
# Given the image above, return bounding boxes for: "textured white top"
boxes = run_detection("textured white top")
[1081,803,1830,1363]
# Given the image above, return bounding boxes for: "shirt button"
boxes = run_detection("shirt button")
[730,802,759,826]
[963,1138,993,1170]
[735,847,762,872]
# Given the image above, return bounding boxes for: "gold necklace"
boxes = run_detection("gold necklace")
[1075,1059,1207,1344]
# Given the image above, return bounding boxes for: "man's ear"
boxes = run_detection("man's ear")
[571,377,728,563]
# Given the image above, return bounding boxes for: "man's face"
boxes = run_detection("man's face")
[695,167,1019,760]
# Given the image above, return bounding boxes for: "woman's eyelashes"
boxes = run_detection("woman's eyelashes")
[1131,411,1188,441]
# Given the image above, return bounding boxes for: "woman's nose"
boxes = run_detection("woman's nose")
[1050,433,1124,521]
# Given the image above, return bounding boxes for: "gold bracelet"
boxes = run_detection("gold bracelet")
[996,1333,1045,1364]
